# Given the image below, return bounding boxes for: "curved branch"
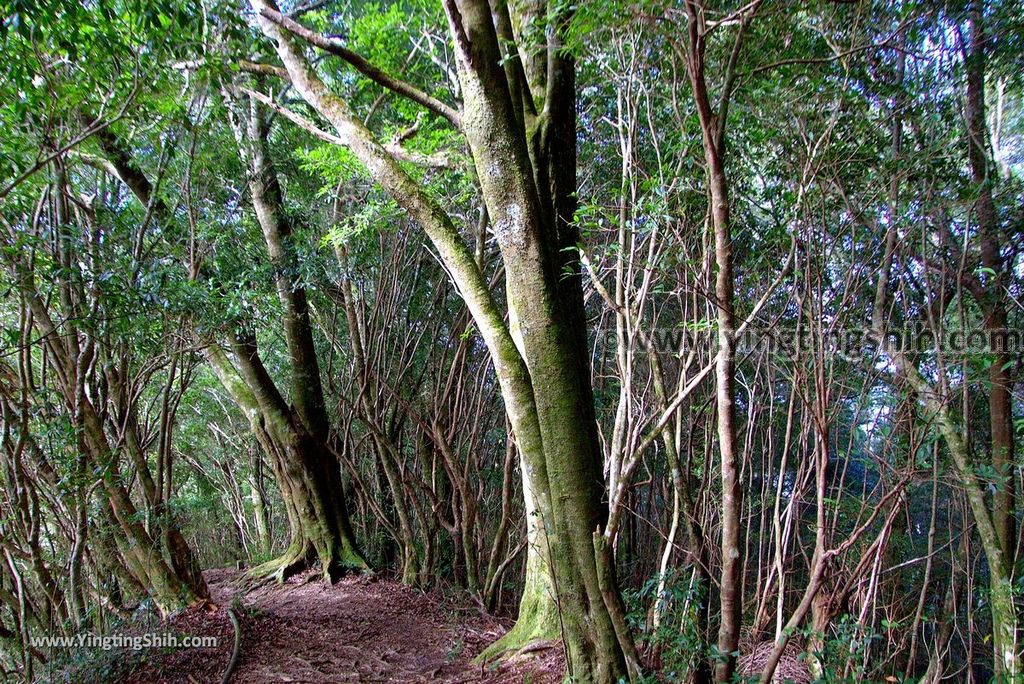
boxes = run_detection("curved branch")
[258,7,462,130]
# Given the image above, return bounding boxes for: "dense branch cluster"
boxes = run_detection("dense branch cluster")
[1,0,1023,682]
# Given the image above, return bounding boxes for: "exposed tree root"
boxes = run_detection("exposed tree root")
[476,587,559,665]
[220,606,242,684]
[243,538,370,588]
[245,544,312,586]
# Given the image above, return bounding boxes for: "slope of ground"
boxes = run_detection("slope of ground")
[117,568,562,683]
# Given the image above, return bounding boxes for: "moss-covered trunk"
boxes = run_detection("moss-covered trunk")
[214,336,367,582]
[479,456,559,660]
[251,0,633,676]
[446,1,632,676]
[964,0,1017,568]
[250,455,272,556]
[82,405,206,614]
[14,259,208,615]
[894,362,1019,680]
[219,96,368,582]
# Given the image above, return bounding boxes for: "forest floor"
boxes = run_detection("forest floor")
[114,568,563,683]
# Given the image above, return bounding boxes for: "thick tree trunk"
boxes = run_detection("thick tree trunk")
[478,453,560,660]
[443,2,631,677]
[224,95,370,581]
[220,336,367,582]
[964,0,1016,567]
[249,1,632,676]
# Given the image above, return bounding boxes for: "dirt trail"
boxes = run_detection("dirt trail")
[124,569,561,683]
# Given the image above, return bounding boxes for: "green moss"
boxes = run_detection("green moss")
[477,547,559,663]
[477,577,559,663]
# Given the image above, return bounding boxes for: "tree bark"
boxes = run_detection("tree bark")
[249,0,633,677]
[964,0,1016,567]
[227,333,367,581]
[680,4,744,678]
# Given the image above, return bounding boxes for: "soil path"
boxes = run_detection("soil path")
[124,569,561,683]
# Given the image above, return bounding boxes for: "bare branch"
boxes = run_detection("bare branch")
[242,88,346,147]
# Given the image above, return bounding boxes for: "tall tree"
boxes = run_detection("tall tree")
[245,0,637,677]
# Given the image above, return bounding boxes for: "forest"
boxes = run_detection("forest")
[0,0,1022,681]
